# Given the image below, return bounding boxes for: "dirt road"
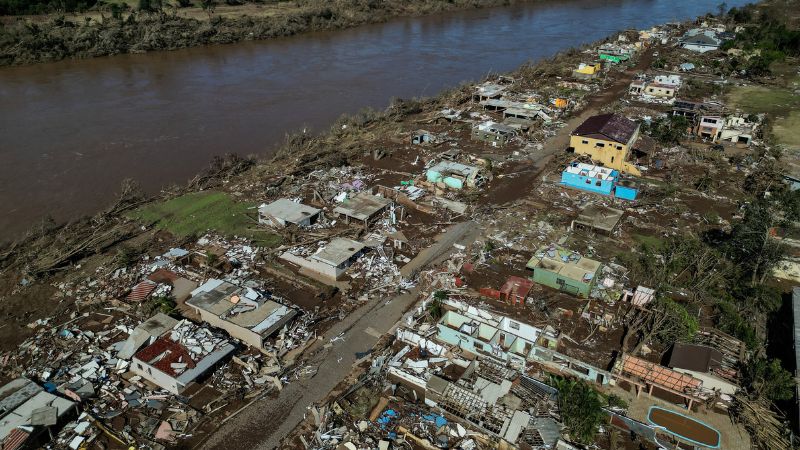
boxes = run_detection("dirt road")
[199,222,480,450]
[478,48,655,208]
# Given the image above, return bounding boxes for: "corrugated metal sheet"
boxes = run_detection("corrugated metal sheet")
[2,428,31,450]
[126,280,157,303]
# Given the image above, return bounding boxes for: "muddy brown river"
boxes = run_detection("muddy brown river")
[0,0,748,241]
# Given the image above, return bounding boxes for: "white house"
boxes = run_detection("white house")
[131,320,236,394]
[258,199,321,228]
[680,29,724,53]
[280,238,366,282]
[186,280,297,351]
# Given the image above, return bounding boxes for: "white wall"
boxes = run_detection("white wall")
[132,359,182,394]
[280,252,340,279]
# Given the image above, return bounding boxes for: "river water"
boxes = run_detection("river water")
[0,0,747,240]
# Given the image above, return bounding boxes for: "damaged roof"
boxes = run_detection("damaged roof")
[311,238,366,267]
[668,343,724,374]
[572,113,639,144]
[620,354,701,393]
[259,199,321,224]
[187,280,297,338]
[574,204,624,232]
[333,192,391,221]
[134,336,197,378]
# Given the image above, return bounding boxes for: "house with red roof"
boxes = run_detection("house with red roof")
[131,320,235,395]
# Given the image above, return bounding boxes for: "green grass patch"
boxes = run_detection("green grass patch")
[127,191,280,246]
[773,111,800,150]
[632,233,665,249]
[726,84,800,116]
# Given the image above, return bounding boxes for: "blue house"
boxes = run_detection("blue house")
[561,162,639,200]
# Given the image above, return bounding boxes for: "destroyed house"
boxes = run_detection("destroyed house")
[422,373,533,443]
[473,83,507,102]
[717,115,755,146]
[615,354,710,410]
[572,204,624,234]
[426,161,483,190]
[573,62,602,79]
[680,28,725,53]
[672,99,722,120]
[597,44,631,63]
[667,343,737,395]
[570,113,641,176]
[280,238,366,281]
[503,105,550,123]
[436,309,544,369]
[0,378,76,447]
[471,121,517,147]
[186,279,297,351]
[561,162,639,200]
[411,129,434,144]
[117,313,179,360]
[131,321,236,394]
[333,191,392,227]
[258,199,321,228]
[436,301,610,384]
[526,244,601,298]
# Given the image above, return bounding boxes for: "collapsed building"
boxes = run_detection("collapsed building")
[186,279,298,351]
[526,244,602,298]
[258,198,322,228]
[131,320,236,395]
[281,238,367,282]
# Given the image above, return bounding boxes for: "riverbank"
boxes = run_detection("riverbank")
[0,0,523,66]
[0,0,753,243]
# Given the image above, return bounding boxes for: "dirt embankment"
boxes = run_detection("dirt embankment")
[0,0,523,66]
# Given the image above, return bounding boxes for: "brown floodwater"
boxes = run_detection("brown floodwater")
[0,0,748,241]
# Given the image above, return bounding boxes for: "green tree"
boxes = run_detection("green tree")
[714,300,759,348]
[726,197,786,287]
[642,115,689,145]
[742,357,795,401]
[551,377,604,444]
[206,252,219,267]
[115,244,140,268]
[427,298,443,321]
[149,295,177,315]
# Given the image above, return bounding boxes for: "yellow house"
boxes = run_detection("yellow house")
[573,62,602,79]
[569,113,641,176]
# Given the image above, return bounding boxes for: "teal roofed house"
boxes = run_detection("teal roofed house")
[526,244,601,298]
[426,161,484,190]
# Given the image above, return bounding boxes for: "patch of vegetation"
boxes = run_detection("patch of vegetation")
[772,111,800,149]
[640,116,690,145]
[127,191,280,246]
[551,376,604,445]
[0,0,99,15]
[115,243,141,268]
[727,84,800,116]
[721,16,800,76]
[714,300,759,349]
[741,356,796,401]
[630,233,665,250]
[148,294,177,315]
